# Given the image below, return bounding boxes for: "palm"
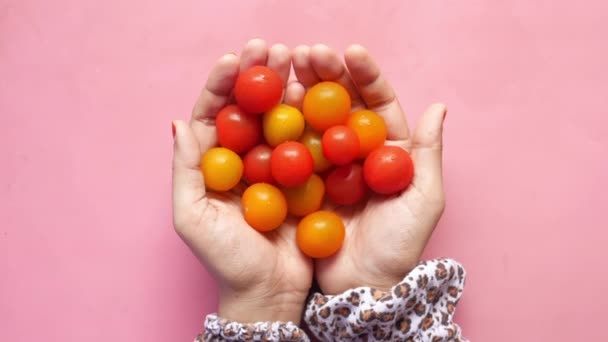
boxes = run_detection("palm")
[188,192,312,295]
[316,182,442,294]
[292,44,447,294]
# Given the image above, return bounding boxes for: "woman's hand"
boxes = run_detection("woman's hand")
[171,39,312,324]
[292,44,447,294]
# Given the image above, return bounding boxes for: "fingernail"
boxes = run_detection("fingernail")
[172,122,176,139]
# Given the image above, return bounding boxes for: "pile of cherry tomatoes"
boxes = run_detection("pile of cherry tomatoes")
[201,66,414,258]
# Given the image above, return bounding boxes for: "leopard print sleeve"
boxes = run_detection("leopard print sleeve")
[198,314,310,342]
[304,258,467,341]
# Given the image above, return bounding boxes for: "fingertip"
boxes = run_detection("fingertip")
[216,53,240,68]
[241,39,269,70]
[172,120,186,140]
[310,43,331,54]
[284,81,306,109]
[293,45,311,61]
[287,80,306,93]
[345,44,368,60]
[428,103,448,120]
[245,38,267,49]
[430,103,447,112]
[292,45,320,87]
[268,43,292,85]
[310,44,336,61]
[346,43,366,52]
[270,43,290,54]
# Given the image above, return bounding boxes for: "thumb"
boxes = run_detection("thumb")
[410,103,447,196]
[172,120,206,217]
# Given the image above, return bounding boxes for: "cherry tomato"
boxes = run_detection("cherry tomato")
[242,144,273,184]
[283,174,325,217]
[302,81,351,131]
[299,130,332,173]
[270,141,314,187]
[215,104,262,153]
[347,109,387,158]
[363,146,414,195]
[322,125,360,165]
[325,163,368,205]
[263,104,305,147]
[296,210,345,258]
[200,147,243,191]
[241,183,287,232]
[234,66,283,114]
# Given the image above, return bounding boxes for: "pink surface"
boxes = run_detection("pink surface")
[1,0,607,340]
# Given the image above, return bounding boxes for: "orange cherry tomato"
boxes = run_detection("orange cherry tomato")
[200,147,243,191]
[241,183,287,232]
[282,174,325,217]
[347,109,387,158]
[296,210,345,258]
[263,104,305,147]
[299,130,332,173]
[302,82,351,132]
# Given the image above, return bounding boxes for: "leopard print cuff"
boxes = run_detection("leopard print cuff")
[199,314,310,342]
[304,258,467,341]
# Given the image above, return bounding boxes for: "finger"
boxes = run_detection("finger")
[344,44,410,141]
[292,45,320,87]
[172,120,205,214]
[267,43,291,86]
[309,44,363,108]
[283,81,306,110]
[410,103,447,194]
[240,38,269,72]
[191,53,240,152]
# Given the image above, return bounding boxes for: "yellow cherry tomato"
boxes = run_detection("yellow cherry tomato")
[346,109,387,158]
[296,210,345,258]
[200,147,243,191]
[299,130,332,173]
[282,174,325,217]
[242,183,287,232]
[263,104,305,147]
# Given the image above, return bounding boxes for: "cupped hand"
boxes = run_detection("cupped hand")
[171,39,312,323]
[292,44,447,294]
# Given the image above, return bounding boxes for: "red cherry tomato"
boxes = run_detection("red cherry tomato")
[234,66,283,114]
[322,125,360,166]
[271,141,314,187]
[325,163,368,205]
[243,144,273,184]
[215,105,262,153]
[363,146,414,195]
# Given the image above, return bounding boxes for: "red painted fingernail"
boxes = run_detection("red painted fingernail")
[172,122,176,138]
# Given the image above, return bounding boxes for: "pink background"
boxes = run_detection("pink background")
[1,0,607,340]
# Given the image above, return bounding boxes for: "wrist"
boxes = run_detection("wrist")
[218,287,306,325]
